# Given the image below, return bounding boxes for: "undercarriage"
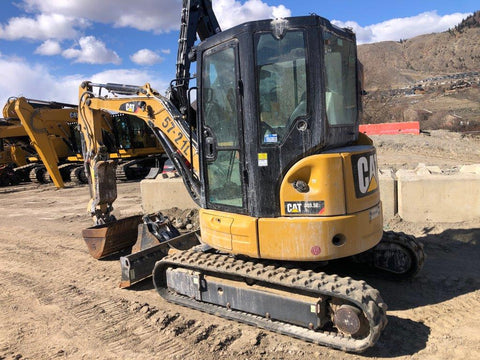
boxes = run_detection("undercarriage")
[151,231,424,352]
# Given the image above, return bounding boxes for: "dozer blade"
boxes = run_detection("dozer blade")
[82,215,143,259]
[120,225,200,288]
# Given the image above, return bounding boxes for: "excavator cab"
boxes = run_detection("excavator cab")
[198,17,359,213]
[194,16,382,261]
[111,113,158,150]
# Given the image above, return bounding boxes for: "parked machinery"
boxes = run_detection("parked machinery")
[2,97,167,187]
[0,115,34,185]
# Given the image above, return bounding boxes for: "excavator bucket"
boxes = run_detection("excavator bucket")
[119,215,200,288]
[82,215,143,259]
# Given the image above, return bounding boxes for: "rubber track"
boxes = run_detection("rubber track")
[115,160,134,181]
[369,231,426,279]
[13,163,37,182]
[28,165,47,183]
[153,250,388,353]
[58,163,79,182]
[70,165,88,184]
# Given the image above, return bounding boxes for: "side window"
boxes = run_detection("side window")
[202,47,238,147]
[256,31,307,144]
[114,117,131,149]
[202,45,244,208]
[323,31,357,126]
[129,116,157,148]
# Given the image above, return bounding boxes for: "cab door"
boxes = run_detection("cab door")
[200,41,247,213]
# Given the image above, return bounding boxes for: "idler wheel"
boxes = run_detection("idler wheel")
[333,305,363,336]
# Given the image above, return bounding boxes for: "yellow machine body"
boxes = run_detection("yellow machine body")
[200,145,383,261]
[12,97,78,188]
[0,119,30,167]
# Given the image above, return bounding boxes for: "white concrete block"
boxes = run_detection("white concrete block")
[397,169,480,222]
[379,168,397,220]
[460,164,480,174]
[415,163,442,175]
[141,176,198,213]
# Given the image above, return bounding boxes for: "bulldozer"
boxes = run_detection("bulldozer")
[78,0,425,352]
[2,97,167,188]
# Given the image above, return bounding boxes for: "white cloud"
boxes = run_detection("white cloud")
[332,11,472,44]
[62,36,121,65]
[0,55,170,107]
[35,40,62,56]
[161,49,171,55]
[0,13,88,41]
[130,49,164,66]
[0,56,82,106]
[20,0,182,33]
[213,0,291,29]
[19,0,291,33]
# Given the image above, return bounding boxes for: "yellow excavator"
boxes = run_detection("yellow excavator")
[2,97,167,188]
[0,113,34,186]
[79,0,424,352]
[8,97,84,187]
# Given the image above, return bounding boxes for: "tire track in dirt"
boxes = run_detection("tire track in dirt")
[0,222,268,358]
[1,209,263,352]
[0,267,200,359]
[0,256,256,359]
[413,292,480,329]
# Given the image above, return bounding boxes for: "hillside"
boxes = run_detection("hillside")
[358,11,480,130]
[358,11,480,90]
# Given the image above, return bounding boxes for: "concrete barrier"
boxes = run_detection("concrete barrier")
[141,176,198,213]
[392,164,480,222]
[141,164,480,223]
[379,168,397,220]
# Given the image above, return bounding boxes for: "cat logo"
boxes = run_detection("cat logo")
[284,201,325,215]
[286,202,302,213]
[119,101,146,113]
[352,151,378,198]
[125,102,136,112]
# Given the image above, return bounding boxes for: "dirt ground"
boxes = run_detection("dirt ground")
[1,131,479,360]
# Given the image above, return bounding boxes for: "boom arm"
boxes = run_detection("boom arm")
[78,0,220,223]
[78,82,200,224]
[11,97,78,188]
[170,0,220,114]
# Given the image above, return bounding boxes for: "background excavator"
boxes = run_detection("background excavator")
[1,97,167,188]
[0,112,34,186]
[78,0,425,352]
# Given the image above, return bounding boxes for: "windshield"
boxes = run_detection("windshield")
[256,31,307,144]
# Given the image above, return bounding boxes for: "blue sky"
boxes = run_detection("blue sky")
[0,0,477,107]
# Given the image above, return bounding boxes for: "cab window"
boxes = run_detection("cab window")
[323,31,357,126]
[256,31,307,144]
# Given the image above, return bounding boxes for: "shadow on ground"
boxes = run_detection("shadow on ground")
[364,315,430,357]
[341,228,480,311]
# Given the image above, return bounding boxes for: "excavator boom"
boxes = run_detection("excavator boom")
[78,82,200,226]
